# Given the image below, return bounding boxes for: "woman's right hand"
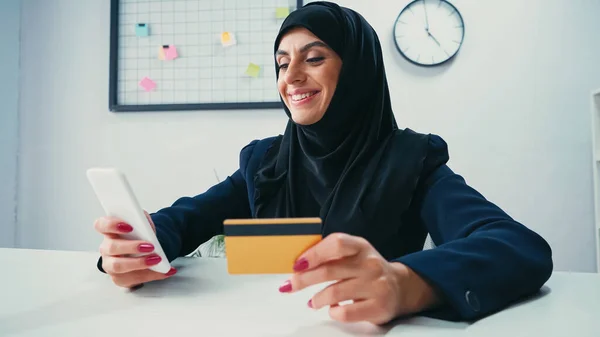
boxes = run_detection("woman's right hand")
[94,212,177,288]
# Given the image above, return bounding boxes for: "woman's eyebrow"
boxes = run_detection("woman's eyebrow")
[275,41,329,56]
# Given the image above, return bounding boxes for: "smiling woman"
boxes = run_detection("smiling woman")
[275,33,342,125]
[93,1,553,327]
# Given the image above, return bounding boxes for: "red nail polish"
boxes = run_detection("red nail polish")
[145,255,161,265]
[138,243,154,253]
[293,258,309,271]
[117,223,133,233]
[308,299,313,308]
[279,280,292,293]
[165,267,177,276]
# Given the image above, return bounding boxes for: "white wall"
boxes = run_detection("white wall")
[17,0,600,272]
[17,0,287,253]
[0,0,21,248]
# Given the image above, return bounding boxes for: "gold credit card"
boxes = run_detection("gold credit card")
[223,217,322,274]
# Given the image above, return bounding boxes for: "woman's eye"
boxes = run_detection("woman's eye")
[278,57,323,70]
[307,57,325,63]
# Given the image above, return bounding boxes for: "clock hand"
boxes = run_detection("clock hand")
[423,0,430,30]
[427,31,441,47]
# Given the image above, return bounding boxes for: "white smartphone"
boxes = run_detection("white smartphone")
[86,167,171,274]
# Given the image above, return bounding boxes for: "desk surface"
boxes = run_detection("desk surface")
[0,248,598,337]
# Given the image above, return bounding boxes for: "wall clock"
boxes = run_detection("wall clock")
[393,0,465,66]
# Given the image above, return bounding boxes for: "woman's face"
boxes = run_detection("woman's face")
[276,28,342,125]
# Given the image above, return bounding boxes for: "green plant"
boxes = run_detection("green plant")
[187,234,226,258]
[206,234,226,257]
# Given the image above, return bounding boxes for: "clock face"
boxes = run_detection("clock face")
[393,0,465,66]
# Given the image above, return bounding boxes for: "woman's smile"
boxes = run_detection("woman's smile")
[289,90,321,106]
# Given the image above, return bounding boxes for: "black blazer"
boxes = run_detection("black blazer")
[106,135,553,322]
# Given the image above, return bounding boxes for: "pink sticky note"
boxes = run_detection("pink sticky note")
[139,77,156,92]
[164,45,178,60]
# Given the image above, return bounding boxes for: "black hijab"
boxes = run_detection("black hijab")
[254,2,440,247]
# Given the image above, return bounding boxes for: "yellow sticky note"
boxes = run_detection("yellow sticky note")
[221,31,236,47]
[222,32,231,43]
[276,7,290,19]
[245,63,260,78]
[158,46,166,60]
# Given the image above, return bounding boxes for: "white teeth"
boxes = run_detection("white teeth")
[291,91,317,102]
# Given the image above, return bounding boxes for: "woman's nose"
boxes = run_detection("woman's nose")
[284,62,306,84]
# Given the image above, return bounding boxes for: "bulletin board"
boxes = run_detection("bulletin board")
[109,0,303,112]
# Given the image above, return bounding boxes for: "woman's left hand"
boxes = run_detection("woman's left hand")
[278,233,441,325]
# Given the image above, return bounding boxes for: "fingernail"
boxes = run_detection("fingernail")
[307,299,313,308]
[145,255,161,265]
[293,258,309,271]
[138,243,154,253]
[117,223,133,233]
[166,267,177,276]
[279,280,292,293]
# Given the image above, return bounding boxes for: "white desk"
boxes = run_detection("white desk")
[0,248,598,337]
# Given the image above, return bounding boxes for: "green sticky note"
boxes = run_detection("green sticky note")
[245,63,260,78]
[275,7,290,19]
